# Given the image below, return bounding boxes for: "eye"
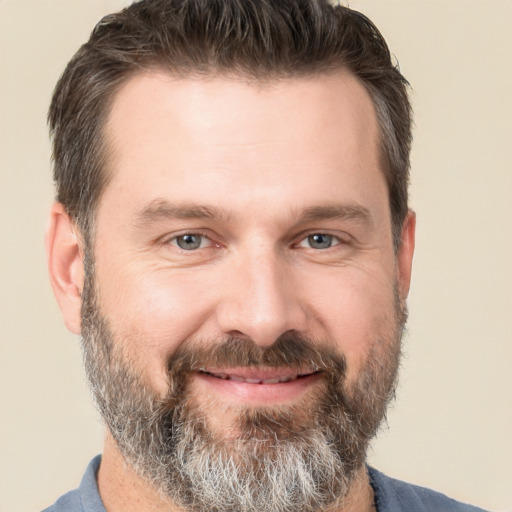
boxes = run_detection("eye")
[299,233,339,250]
[171,234,211,251]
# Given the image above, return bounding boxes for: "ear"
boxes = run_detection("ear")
[46,203,85,334]
[396,209,416,301]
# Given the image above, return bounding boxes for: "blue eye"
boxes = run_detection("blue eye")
[308,234,333,249]
[299,233,338,249]
[173,234,206,250]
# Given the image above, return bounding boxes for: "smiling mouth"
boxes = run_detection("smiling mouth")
[193,367,323,404]
[198,369,321,385]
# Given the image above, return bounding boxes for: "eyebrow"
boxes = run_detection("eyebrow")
[135,199,232,227]
[298,204,373,225]
[134,199,372,228]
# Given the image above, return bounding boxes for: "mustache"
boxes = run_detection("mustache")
[165,331,347,389]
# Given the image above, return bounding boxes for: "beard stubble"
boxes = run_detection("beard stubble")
[80,254,406,512]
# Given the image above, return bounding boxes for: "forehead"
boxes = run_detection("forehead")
[100,70,385,222]
[105,69,378,154]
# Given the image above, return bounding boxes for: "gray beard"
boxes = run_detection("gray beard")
[80,261,405,512]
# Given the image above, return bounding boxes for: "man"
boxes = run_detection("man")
[43,1,489,511]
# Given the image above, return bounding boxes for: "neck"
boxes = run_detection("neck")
[97,433,374,512]
[98,433,180,512]
[329,468,375,512]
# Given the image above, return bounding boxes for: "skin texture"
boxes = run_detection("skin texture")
[47,70,415,511]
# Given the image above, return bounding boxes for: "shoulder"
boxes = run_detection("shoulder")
[368,467,490,512]
[40,455,104,512]
[41,489,82,512]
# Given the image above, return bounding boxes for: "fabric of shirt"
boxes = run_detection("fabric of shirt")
[42,455,490,512]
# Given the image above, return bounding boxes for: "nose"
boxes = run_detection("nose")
[215,246,307,347]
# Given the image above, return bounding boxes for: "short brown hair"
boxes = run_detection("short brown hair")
[48,0,412,247]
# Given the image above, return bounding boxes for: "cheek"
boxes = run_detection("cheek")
[95,265,217,390]
[311,267,397,377]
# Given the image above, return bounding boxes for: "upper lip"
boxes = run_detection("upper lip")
[198,367,320,384]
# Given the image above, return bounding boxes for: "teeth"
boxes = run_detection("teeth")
[207,372,308,384]
[210,372,229,380]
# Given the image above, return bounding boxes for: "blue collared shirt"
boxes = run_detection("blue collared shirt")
[42,455,490,512]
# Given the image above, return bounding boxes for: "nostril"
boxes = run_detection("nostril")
[214,267,308,347]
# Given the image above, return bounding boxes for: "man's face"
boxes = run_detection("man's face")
[81,70,414,511]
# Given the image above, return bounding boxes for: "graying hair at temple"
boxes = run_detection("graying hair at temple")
[48,0,412,248]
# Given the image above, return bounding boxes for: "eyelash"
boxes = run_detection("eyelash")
[166,231,215,251]
[296,233,344,250]
[165,231,349,252]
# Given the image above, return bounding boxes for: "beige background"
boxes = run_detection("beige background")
[1,1,511,511]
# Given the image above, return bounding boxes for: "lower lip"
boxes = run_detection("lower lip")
[193,371,322,405]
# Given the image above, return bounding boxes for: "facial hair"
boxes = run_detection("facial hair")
[80,256,406,512]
